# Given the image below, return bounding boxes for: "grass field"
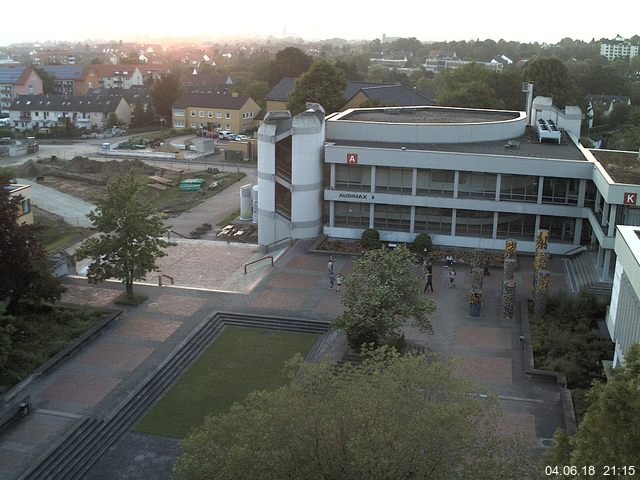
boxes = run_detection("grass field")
[134,326,318,439]
[34,207,92,252]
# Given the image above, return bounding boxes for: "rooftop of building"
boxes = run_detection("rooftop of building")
[334,106,521,124]
[327,126,587,161]
[590,149,640,185]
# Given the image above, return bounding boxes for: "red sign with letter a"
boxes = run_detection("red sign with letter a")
[623,192,637,205]
[347,153,358,165]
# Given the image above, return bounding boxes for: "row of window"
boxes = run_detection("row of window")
[333,202,576,243]
[175,110,255,120]
[334,165,583,205]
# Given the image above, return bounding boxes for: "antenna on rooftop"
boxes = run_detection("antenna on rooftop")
[522,82,533,126]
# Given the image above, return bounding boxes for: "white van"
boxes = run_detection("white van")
[217,130,232,140]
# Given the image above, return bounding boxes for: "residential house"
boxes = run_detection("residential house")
[40,65,99,95]
[341,84,435,109]
[138,64,171,83]
[589,95,632,117]
[0,66,43,110]
[171,92,260,133]
[91,65,144,89]
[5,183,33,225]
[182,72,234,95]
[8,95,131,131]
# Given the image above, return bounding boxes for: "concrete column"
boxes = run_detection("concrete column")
[453,171,460,199]
[574,218,583,245]
[492,211,498,239]
[602,201,610,227]
[370,166,376,193]
[330,163,336,189]
[608,204,618,237]
[577,179,586,208]
[595,190,601,212]
[451,209,457,237]
[534,215,541,236]
[603,250,612,281]
[369,203,375,229]
[412,168,417,196]
[537,176,544,204]
[495,174,501,201]
[410,206,415,233]
[597,245,604,267]
[328,201,334,227]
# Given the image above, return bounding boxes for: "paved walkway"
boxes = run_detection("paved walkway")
[0,241,569,479]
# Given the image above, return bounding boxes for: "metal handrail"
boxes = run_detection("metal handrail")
[158,274,175,286]
[244,256,273,274]
[167,229,189,240]
[563,245,587,258]
[265,237,293,253]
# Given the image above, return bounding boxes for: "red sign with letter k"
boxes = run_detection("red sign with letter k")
[624,192,637,205]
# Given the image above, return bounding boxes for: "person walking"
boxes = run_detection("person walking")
[483,257,490,276]
[448,268,456,288]
[445,254,455,269]
[423,271,433,293]
[328,258,335,289]
[427,259,433,274]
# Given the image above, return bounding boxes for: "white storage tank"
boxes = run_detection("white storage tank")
[240,183,252,220]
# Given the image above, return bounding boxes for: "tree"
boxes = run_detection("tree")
[544,344,640,477]
[0,177,65,311]
[332,244,436,348]
[269,46,313,84]
[173,347,535,480]
[74,173,172,300]
[523,56,578,108]
[436,63,507,109]
[34,67,56,95]
[150,72,182,125]
[106,112,121,128]
[131,98,146,128]
[287,59,347,115]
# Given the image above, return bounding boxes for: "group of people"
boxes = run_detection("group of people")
[423,253,458,293]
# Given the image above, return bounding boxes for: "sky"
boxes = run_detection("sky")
[2,0,639,46]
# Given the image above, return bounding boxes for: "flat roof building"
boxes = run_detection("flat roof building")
[257,99,640,284]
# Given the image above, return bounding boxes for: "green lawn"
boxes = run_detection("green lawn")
[34,208,92,252]
[134,326,318,439]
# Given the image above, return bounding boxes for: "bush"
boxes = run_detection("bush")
[361,228,382,250]
[409,233,432,255]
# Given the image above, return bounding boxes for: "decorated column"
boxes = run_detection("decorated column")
[502,280,516,320]
[471,267,484,290]
[533,270,550,316]
[469,288,482,317]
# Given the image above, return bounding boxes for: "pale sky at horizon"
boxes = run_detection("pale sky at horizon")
[3,0,638,47]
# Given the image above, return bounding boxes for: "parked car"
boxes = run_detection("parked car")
[217,130,233,140]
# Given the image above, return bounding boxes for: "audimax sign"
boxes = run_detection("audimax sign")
[337,192,374,200]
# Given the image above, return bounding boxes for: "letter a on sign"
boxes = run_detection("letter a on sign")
[624,192,637,205]
[347,153,358,165]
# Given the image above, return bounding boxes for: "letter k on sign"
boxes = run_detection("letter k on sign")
[623,192,637,205]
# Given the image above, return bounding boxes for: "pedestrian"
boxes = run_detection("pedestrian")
[328,258,335,289]
[448,268,456,288]
[423,271,433,292]
[483,257,490,276]
[336,274,343,292]
[427,259,433,274]
[445,254,455,268]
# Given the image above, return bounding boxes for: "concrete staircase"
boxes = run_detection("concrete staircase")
[19,313,329,480]
[565,252,613,298]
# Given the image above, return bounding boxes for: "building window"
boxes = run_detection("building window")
[457,172,497,199]
[414,207,452,235]
[208,112,213,118]
[542,177,578,205]
[175,120,185,128]
[190,111,196,117]
[241,113,246,119]
[334,201,370,228]
[416,169,454,197]
[191,122,196,128]
[499,174,539,203]
[275,136,292,182]
[275,182,291,220]
[335,165,371,191]
[174,109,184,117]
[250,112,254,118]
[226,124,230,130]
[496,212,536,240]
[539,216,576,243]
[225,112,231,119]
[199,111,204,117]
[584,181,597,208]
[375,167,412,194]
[373,204,411,231]
[455,209,494,238]
[21,198,31,215]
[217,112,222,119]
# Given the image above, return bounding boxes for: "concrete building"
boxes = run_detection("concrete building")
[257,100,640,284]
[0,66,43,111]
[600,35,639,61]
[5,183,33,225]
[171,92,260,133]
[40,66,99,95]
[607,225,640,366]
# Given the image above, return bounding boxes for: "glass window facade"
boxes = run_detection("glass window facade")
[542,177,578,205]
[499,174,539,203]
[373,204,411,231]
[334,201,370,228]
[539,215,576,243]
[275,182,291,220]
[335,165,371,191]
[457,172,497,199]
[416,169,454,197]
[414,207,452,235]
[455,209,494,238]
[375,167,413,194]
[496,212,536,240]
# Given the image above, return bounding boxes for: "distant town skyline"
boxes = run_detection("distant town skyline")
[2,0,639,47]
